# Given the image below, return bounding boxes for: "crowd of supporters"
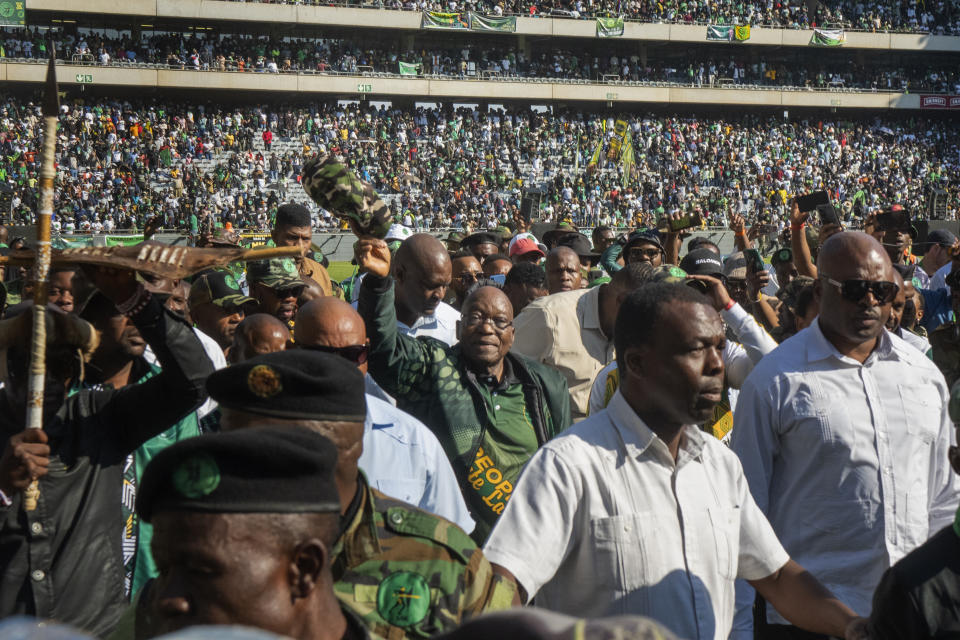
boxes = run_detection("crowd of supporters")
[2,28,959,95]
[0,98,957,233]
[221,0,960,34]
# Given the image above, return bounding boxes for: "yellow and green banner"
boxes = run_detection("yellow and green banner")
[0,1,26,28]
[421,11,469,29]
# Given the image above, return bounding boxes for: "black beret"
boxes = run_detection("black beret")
[136,425,340,522]
[461,232,501,249]
[206,350,367,422]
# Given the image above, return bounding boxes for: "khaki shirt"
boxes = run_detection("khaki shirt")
[298,255,334,297]
[511,287,613,421]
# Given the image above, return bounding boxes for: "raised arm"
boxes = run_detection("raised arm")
[355,237,444,400]
[88,268,214,453]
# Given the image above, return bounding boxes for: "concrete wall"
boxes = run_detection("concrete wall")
[25,0,960,52]
[0,61,928,109]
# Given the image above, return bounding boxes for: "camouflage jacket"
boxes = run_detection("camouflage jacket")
[333,479,516,639]
[931,321,960,389]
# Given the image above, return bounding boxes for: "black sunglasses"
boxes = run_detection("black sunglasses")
[301,343,369,365]
[821,277,899,304]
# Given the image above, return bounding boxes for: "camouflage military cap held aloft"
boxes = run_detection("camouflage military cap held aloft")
[189,269,257,310]
[136,425,341,522]
[247,257,303,289]
[301,155,393,239]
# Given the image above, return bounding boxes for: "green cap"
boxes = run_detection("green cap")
[247,258,303,290]
[648,265,689,284]
[189,270,258,310]
[778,276,815,311]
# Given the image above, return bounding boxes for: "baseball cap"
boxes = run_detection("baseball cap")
[508,234,545,259]
[247,258,303,290]
[189,270,258,310]
[723,252,747,280]
[770,247,793,266]
[384,224,413,243]
[679,249,723,277]
[624,230,664,252]
[927,228,958,247]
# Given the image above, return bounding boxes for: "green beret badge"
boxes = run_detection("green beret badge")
[223,274,239,291]
[376,571,430,627]
[172,453,221,499]
[248,364,283,399]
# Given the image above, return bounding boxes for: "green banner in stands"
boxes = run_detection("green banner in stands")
[706,25,734,40]
[470,14,517,32]
[596,16,624,37]
[811,28,845,46]
[421,11,469,29]
[398,62,421,76]
[0,1,26,28]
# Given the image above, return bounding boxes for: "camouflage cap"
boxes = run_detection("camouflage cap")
[301,155,393,238]
[247,258,303,290]
[495,225,513,240]
[648,265,690,284]
[189,269,258,310]
[777,275,815,311]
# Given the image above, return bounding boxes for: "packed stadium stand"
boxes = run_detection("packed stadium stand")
[0,0,958,233]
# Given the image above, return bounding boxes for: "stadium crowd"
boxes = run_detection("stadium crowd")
[220,0,960,34]
[1,99,957,233]
[2,28,959,95]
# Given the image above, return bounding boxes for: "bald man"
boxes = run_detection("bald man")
[544,246,583,294]
[355,237,570,543]
[295,298,474,532]
[732,232,960,638]
[391,233,458,346]
[227,314,291,364]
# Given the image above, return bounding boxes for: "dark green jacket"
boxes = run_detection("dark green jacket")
[358,275,571,540]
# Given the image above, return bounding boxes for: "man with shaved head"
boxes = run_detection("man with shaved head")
[294,297,474,532]
[544,246,583,294]
[355,237,571,543]
[390,233,459,346]
[227,313,291,364]
[732,232,960,639]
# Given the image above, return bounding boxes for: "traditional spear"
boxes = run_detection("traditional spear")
[23,45,59,512]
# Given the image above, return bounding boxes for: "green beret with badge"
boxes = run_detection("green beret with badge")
[301,155,393,239]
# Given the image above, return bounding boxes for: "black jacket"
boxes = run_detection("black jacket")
[0,296,214,637]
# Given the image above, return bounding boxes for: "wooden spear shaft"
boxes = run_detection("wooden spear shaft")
[24,48,59,512]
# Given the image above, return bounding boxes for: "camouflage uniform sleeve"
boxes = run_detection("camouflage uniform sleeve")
[460,550,518,618]
[357,274,444,402]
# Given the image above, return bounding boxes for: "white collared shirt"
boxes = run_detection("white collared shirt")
[731,319,960,631]
[354,297,460,347]
[360,394,475,533]
[397,300,460,346]
[483,390,789,640]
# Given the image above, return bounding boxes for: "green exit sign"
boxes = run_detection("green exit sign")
[75,74,93,83]
[357,84,372,93]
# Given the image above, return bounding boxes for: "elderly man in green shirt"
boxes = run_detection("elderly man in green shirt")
[356,234,571,543]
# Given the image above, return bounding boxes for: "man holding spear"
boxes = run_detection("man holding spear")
[0,50,215,636]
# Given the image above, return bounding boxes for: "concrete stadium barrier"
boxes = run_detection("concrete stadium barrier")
[0,62,929,110]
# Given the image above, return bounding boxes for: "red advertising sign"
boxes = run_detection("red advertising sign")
[920,95,960,109]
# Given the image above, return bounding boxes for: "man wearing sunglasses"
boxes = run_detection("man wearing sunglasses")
[247,257,305,329]
[294,297,474,534]
[732,232,960,640]
[449,253,484,311]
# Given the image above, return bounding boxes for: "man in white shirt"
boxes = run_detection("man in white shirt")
[389,233,459,346]
[731,232,960,639]
[295,297,474,531]
[484,282,859,640]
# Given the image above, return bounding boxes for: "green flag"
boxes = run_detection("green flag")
[810,28,845,46]
[596,16,624,37]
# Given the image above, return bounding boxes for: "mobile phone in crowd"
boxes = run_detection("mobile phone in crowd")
[657,212,703,233]
[794,191,830,213]
[744,248,764,274]
[816,203,841,227]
